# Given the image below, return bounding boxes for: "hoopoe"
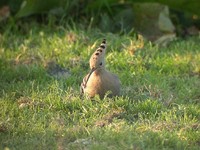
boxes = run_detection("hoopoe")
[80,39,121,99]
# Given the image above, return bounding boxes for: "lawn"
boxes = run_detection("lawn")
[0,22,200,150]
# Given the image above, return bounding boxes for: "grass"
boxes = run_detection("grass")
[0,22,200,150]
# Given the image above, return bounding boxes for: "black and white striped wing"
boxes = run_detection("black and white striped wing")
[80,74,89,95]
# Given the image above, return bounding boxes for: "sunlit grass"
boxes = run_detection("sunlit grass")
[0,23,199,149]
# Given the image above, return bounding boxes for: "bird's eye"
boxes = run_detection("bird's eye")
[99,62,102,66]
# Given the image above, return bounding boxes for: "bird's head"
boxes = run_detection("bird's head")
[89,39,106,72]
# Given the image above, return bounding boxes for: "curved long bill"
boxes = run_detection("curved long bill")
[84,67,97,87]
[89,67,97,74]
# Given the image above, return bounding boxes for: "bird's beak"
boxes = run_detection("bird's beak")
[89,67,97,76]
[84,67,97,86]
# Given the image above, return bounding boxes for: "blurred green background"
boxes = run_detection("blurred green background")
[0,0,200,40]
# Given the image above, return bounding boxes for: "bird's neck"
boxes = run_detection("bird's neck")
[93,67,106,75]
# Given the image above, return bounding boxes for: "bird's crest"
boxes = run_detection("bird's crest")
[89,39,106,69]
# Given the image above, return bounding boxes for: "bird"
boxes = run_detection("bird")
[80,39,121,99]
